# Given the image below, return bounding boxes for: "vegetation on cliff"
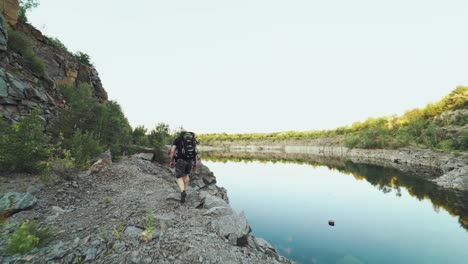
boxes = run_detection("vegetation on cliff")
[199,87,468,152]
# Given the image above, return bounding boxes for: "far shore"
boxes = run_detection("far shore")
[198,144,468,192]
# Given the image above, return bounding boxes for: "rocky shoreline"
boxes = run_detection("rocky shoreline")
[199,145,468,192]
[0,155,291,264]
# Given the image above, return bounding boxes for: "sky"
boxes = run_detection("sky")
[28,0,468,134]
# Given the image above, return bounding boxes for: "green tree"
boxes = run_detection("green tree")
[70,129,103,169]
[49,84,102,144]
[132,125,149,146]
[148,122,171,148]
[97,100,132,155]
[0,109,49,173]
[18,0,40,23]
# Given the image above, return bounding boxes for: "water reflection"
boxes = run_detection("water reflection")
[202,150,468,232]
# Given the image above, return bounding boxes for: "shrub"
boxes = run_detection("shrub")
[74,51,93,66]
[70,129,103,170]
[48,37,69,53]
[7,29,45,76]
[6,221,51,255]
[0,109,50,173]
[40,135,77,182]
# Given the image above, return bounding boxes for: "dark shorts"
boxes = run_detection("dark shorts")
[175,159,192,178]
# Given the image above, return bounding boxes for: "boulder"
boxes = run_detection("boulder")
[132,153,154,161]
[203,206,232,217]
[200,191,228,209]
[166,193,181,202]
[88,149,112,174]
[211,211,251,246]
[125,226,144,240]
[0,192,37,215]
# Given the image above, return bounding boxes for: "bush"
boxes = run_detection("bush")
[7,29,45,76]
[0,110,50,173]
[48,37,69,53]
[6,221,51,255]
[74,51,93,66]
[40,135,77,182]
[70,129,103,169]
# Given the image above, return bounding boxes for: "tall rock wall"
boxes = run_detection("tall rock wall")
[0,18,108,123]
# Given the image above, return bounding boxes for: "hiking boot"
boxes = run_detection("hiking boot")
[181,191,187,203]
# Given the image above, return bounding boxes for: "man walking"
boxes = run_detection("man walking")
[169,131,197,203]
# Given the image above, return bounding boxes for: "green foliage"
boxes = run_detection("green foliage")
[0,109,50,173]
[148,123,171,148]
[199,87,468,152]
[49,84,132,158]
[39,134,76,182]
[97,101,132,155]
[142,213,155,242]
[113,222,125,240]
[6,220,51,255]
[74,51,93,66]
[104,196,111,205]
[132,126,149,146]
[48,37,69,52]
[70,129,103,169]
[18,0,39,23]
[7,29,45,75]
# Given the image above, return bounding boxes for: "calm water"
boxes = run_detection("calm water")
[203,152,468,264]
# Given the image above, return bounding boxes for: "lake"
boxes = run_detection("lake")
[202,151,468,264]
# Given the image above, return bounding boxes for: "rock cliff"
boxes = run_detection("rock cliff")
[0,2,107,123]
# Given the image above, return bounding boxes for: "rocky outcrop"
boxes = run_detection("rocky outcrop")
[0,156,290,264]
[0,0,19,27]
[0,17,108,123]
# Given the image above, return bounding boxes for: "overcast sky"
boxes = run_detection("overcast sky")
[29,0,468,133]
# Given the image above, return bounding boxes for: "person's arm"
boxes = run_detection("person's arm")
[169,145,176,168]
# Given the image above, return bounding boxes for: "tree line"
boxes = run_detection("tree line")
[198,87,468,152]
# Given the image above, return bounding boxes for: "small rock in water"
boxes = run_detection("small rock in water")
[329,220,335,226]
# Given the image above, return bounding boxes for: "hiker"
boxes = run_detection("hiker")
[169,131,197,203]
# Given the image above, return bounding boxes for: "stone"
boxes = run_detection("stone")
[166,193,181,202]
[254,237,276,253]
[0,192,37,215]
[125,226,144,240]
[203,206,232,217]
[88,149,112,174]
[27,184,44,194]
[0,76,7,97]
[48,242,67,260]
[200,191,229,209]
[0,15,6,51]
[84,247,98,262]
[211,211,251,246]
[132,153,154,161]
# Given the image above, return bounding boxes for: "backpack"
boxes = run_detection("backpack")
[176,132,197,160]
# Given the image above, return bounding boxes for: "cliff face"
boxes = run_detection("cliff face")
[0,0,18,26]
[0,3,108,123]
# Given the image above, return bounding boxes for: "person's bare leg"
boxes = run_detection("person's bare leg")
[183,175,190,189]
[176,177,185,192]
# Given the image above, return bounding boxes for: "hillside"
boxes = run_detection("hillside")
[199,87,467,153]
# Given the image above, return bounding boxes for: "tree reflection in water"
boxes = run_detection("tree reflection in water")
[202,150,468,231]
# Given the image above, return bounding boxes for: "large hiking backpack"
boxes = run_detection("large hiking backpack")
[176,132,197,160]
